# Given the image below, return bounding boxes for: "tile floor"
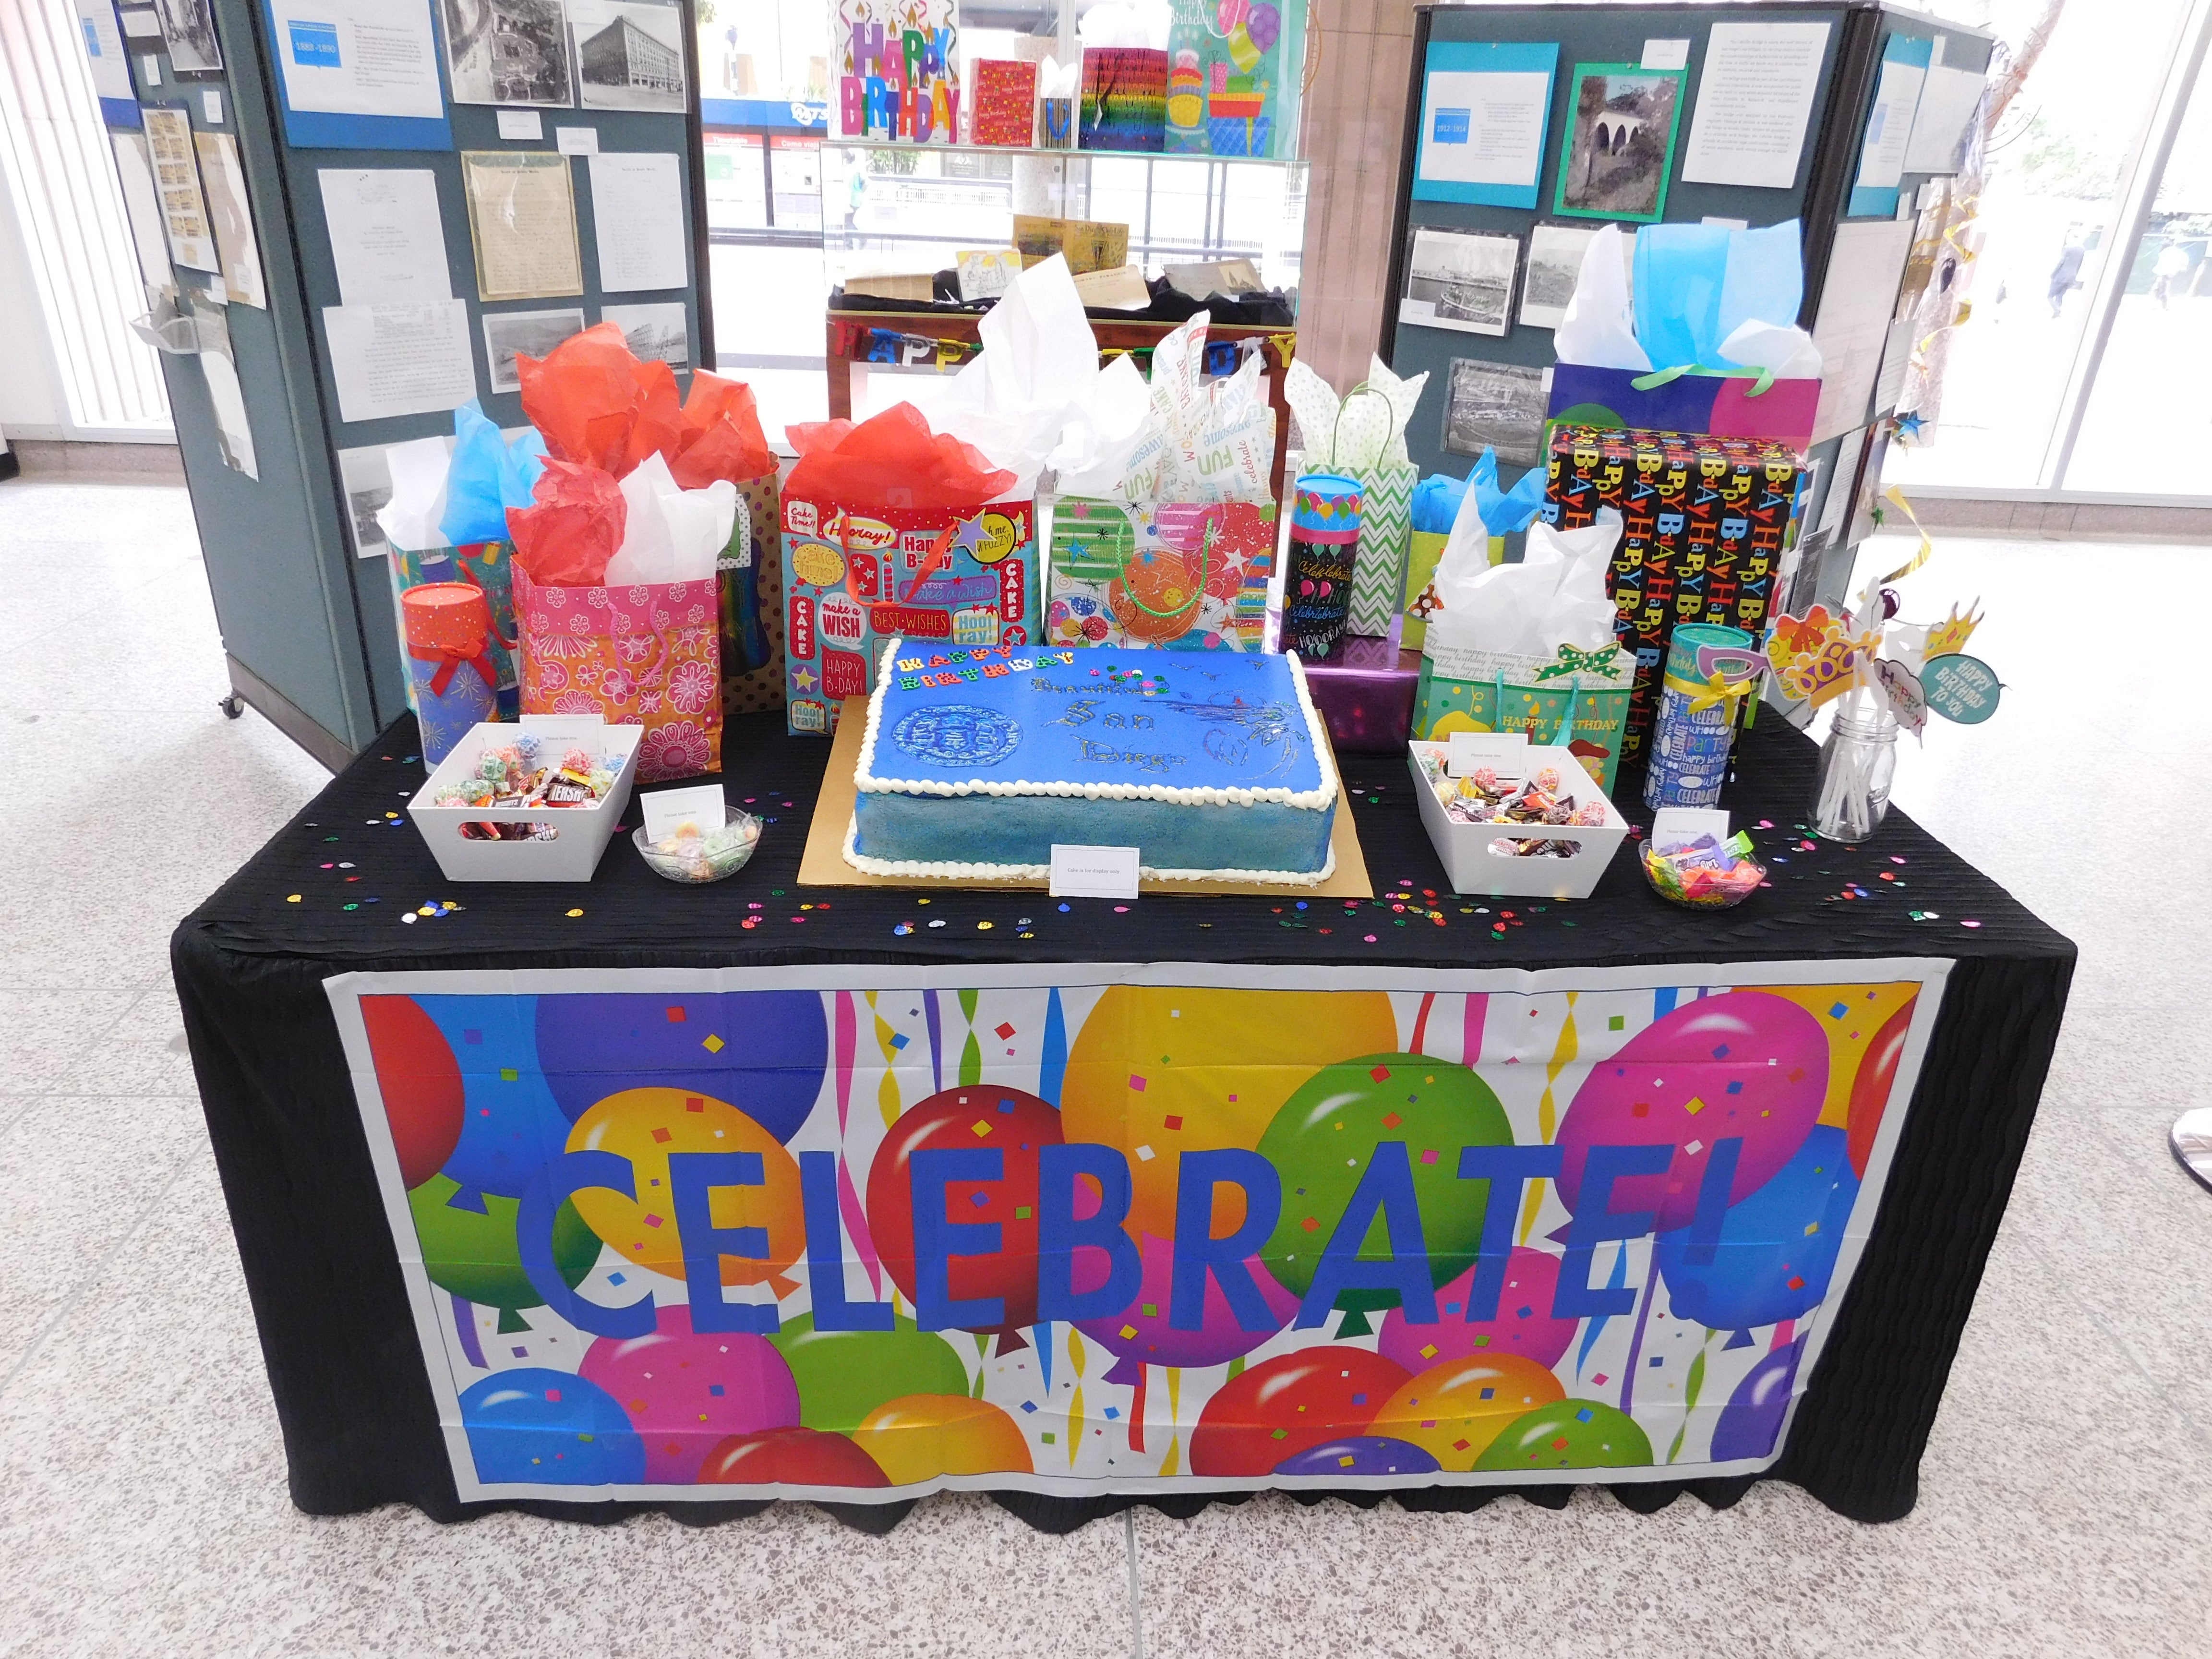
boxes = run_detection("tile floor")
[2,477,2207,1658]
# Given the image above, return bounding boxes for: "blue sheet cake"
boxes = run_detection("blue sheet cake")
[846,639,1340,883]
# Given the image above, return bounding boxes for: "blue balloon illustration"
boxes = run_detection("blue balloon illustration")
[1709,1337,1803,1464]
[416,995,573,1207]
[460,1368,646,1485]
[1272,1436,1443,1478]
[535,991,830,1142]
[1655,1126,1859,1334]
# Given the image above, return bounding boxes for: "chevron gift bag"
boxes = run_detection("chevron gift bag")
[1344,461,1417,637]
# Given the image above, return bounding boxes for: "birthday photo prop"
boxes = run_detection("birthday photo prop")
[332,961,1944,1502]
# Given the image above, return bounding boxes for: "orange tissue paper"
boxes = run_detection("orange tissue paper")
[783,402,1016,513]
[516,322,685,479]
[668,372,776,489]
[506,457,628,587]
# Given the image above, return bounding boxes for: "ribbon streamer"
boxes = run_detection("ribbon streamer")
[1629,361,1780,397]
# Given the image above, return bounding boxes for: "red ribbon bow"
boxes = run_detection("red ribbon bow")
[409,638,500,700]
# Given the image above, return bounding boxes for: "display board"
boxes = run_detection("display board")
[82,0,712,762]
[1379,2,1992,614]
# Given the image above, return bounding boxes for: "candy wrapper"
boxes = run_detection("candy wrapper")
[506,457,628,587]
[1641,811,1766,909]
[517,321,685,479]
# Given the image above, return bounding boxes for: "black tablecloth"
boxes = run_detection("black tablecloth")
[174,711,2072,1533]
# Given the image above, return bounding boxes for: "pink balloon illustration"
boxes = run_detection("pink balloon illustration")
[1075,1230,1298,1384]
[1377,1247,1577,1373]
[1555,991,1828,1232]
[580,1303,801,1484]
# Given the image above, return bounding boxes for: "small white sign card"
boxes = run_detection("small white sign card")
[639,784,727,843]
[1649,807,1731,856]
[1446,730,1528,779]
[1049,843,1142,901]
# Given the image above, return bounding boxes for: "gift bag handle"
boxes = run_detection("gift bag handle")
[1332,382,1395,473]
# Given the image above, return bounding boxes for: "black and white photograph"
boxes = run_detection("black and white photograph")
[481,307,588,393]
[335,444,398,558]
[1443,357,1549,464]
[440,0,574,107]
[1398,226,1519,337]
[152,0,221,72]
[568,0,686,113]
[1520,223,1599,330]
[1554,64,1683,222]
[601,301,689,368]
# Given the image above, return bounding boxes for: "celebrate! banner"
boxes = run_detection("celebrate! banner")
[328,960,1945,1503]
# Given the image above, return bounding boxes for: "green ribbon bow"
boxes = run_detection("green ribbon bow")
[1533,642,1622,683]
[1629,362,1782,397]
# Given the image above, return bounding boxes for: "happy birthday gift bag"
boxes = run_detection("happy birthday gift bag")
[1046,497,1275,650]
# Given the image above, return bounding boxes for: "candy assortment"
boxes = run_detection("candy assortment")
[1641,828,1766,909]
[1415,754,1607,858]
[633,812,763,885]
[433,734,621,812]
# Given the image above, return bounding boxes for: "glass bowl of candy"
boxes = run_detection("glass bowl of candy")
[634,812,763,884]
[1639,837,1766,909]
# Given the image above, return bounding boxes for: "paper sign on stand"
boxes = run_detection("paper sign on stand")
[639,785,728,844]
[1447,730,1527,778]
[1049,844,1142,900]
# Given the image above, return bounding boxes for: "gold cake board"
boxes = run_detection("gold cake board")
[797,698,1374,898]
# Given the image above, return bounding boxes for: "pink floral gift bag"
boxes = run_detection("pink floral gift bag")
[513,566,723,782]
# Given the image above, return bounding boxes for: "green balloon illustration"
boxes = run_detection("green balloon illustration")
[409,1173,600,1334]
[1473,1400,1654,1472]
[1258,1054,1512,1336]
[770,1312,972,1432]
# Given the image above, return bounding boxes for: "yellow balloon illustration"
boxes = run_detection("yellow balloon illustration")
[1059,986,1400,1240]
[849,1393,1034,1485]
[1368,1355,1566,1471]
[565,1087,804,1288]
[1767,983,1923,1129]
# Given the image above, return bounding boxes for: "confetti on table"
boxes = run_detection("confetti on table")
[566,908,584,918]
[286,894,301,903]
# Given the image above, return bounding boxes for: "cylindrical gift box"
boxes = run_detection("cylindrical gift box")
[404,581,500,765]
[1645,623,1754,810]
[1284,473,1364,658]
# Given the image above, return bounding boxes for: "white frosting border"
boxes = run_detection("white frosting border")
[853,637,1341,812]
[842,814,1337,887]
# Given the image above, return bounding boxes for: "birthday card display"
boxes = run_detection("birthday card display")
[837,0,961,143]
[1166,0,1297,158]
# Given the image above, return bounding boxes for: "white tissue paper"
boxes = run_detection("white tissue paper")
[1715,317,1824,379]
[1038,56,1082,100]
[928,254,1151,503]
[375,435,457,553]
[1422,509,1626,685]
[1058,311,1274,504]
[1078,0,1169,48]
[1553,225,1650,373]
[606,452,737,587]
[1283,354,1428,471]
